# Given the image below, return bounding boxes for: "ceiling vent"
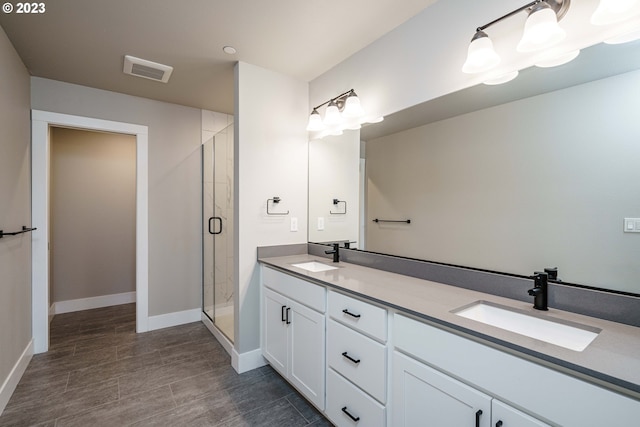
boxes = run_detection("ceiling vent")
[123,55,173,83]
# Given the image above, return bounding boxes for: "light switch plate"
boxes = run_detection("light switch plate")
[290,217,298,232]
[317,217,325,231]
[624,218,640,233]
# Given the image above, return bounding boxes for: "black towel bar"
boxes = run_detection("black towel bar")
[373,218,411,224]
[0,226,37,238]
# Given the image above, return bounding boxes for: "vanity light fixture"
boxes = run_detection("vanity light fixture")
[517,2,566,52]
[306,89,371,134]
[462,0,571,74]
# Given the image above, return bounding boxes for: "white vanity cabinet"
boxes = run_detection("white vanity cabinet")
[393,313,640,427]
[259,262,640,426]
[392,351,550,427]
[325,290,388,427]
[392,350,492,426]
[262,267,326,410]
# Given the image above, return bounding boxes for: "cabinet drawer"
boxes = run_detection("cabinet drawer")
[328,290,387,342]
[262,266,326,312]
[326,368,385,427]
[327,319,387,403]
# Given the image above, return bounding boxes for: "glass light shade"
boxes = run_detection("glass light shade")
[342,93,365,118]
[517,6,566,52]
[535,49,580,67]
[323,102,342,126]
[462,32,501,74]
[483,70,519,85]
[605,27,640,43]
[591,0,639,25]
[306,109,324,132]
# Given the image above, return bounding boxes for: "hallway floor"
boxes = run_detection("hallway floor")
[0,304,332,427]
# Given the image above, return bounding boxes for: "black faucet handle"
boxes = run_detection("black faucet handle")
[544,267,558,280]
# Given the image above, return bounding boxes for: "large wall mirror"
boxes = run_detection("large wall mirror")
[308,41,640,295]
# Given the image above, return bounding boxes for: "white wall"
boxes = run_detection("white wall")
[0,25,31,412]
[235,62,308,358]
[50,128,136,302]
[31,78,202,317]
[308,131,360,245]
[365,70,640,294]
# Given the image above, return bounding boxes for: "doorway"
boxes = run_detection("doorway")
[202,124,234,343]
[31,110,149,353]
[49,127,136,314]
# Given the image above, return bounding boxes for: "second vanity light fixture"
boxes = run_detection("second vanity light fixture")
[306,89,381,136]
[462,0,571,75]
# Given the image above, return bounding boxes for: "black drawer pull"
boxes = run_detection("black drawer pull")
[342,309,361,319]
[341,406,360,422]
[475,410,483,427]
[281,305,286,322]
[285,307,291,324]
[496,421,503,427]
[342,351,361,364]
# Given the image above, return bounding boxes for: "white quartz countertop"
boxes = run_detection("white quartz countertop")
[259,254,640,399]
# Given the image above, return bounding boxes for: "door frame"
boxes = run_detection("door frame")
[31,110,149,353]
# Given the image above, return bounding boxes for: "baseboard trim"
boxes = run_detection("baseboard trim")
[51,292,136,315]
[201,313,233,357]
[148,308,200,331]
[232,347,267,374]
[0,339,33,416]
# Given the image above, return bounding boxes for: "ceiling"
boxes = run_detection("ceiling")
[0,0,438,114]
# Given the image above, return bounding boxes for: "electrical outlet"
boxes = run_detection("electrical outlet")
[317,217,325,231]
[290,217,298,232]
[624,218,640,233]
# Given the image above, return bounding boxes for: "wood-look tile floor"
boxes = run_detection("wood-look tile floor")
[0,304,333,427]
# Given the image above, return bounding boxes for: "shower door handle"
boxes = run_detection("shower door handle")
[208,217,222,235]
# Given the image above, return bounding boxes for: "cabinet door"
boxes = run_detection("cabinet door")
[492,400,551,427]
[392,351,491,427]
[289,299,326,410]
[263,287,288,376]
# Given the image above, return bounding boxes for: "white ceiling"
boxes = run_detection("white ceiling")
[0,0,438,114]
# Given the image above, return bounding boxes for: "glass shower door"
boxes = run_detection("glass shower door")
[202,126,234,342]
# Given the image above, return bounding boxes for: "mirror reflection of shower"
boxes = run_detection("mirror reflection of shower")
[202,121,234,343]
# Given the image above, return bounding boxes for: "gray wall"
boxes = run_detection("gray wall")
[0,26,31,399]
[365,70,640,294]
[31,77,202,316]
[50,128,136,303]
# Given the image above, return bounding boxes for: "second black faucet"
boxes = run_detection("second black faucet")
[528,271,548,311]
[325,243,340,263]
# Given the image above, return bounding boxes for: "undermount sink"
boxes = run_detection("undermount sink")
[291,261,339,272]
[452,301,601,351]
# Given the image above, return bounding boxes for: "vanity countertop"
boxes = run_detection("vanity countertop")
[259,253,640,400]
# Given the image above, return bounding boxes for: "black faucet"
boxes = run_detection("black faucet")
[325,243,340,263]
[528,271,549,311]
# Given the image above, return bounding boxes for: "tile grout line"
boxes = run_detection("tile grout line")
[285,393,315,425]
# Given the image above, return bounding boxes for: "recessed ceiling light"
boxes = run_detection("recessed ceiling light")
[223,46,237,55]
